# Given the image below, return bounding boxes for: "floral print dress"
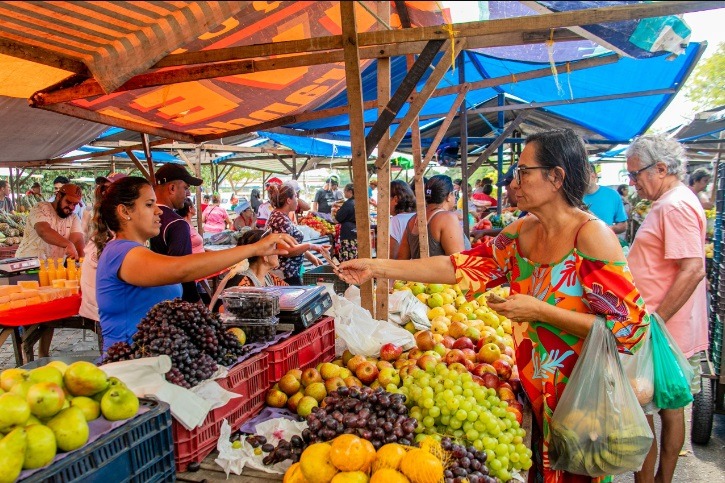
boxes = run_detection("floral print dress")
[266,210,304,280]
[450,222,649,483]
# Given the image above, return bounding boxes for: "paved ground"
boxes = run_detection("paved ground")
[2,330,723,481]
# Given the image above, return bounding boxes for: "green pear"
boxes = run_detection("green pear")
[27,382,66,418]
[46,361,68,375]
[46,407,89,452]
[24,415,41,426]
[100,386,139,421]
[23,424,56,469]
[9,381,34,399]
[0,394,30,432]
[63,362,108,397]
[28,366,64,387]
[0,427,27,483]
[92,376,126,402]
[0,368,28,392]
[71,396,101,421]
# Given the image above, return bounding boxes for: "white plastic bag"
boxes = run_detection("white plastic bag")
[388,290,430,330]
[619,327,654,406]
[332,293,415,357]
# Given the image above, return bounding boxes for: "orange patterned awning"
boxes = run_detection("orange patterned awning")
[0,1,446,143]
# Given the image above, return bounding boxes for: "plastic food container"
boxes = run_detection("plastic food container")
[221,287,280,318]
[222,314,279,343]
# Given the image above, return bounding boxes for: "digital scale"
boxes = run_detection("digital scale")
[0,257,40,275]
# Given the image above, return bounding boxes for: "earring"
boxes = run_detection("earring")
[126,217,131,220]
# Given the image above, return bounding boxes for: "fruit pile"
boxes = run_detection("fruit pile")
[298,214,335,235]
[102,299,249,388]
[402,362,531,481]
[0,211,25,246]
[0,361,139,481]
[441,437,496,483]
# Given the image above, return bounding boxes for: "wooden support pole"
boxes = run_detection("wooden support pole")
[374,1,391,321]
[407,56,429,260]
[194,146,203,235]
[467,112,530,175]
[341,0,373,313]
[126,151,150,180]
[421,86,470,169]
[459,54,470,238]
[141,134,155,184]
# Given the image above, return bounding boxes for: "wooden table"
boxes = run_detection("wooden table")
[177,456,283,483]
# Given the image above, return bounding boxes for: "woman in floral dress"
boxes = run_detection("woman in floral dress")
[339,129,650,483]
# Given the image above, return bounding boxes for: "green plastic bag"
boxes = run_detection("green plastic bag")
[651,313,694,409]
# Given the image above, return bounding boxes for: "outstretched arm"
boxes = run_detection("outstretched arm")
[338,256,456,285]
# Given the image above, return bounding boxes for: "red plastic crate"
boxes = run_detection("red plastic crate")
[265,316,335,383]
[174,352,269,472]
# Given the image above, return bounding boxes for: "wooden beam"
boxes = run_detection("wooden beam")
[374,1,391,321]
[175,149,196,175]
[152,1,718,67]
[365,39,445,159]
[406,53,429,260]
[421,86,470,168]
[0,38,88,74]
[92,141,295,156]
[393,0,412,28]
[341,0,373,313]
[459,54,470,237]
[141,134,155,184]
[194,146,203,236]
[126,150,150,180]
[467,112,530,175]
[375,39,465,168]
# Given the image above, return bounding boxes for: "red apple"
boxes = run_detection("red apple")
[355,361,379,385]
[380,343,403,361]
[507,406,523,425]
[471,375,485,386]
[393,359,409,369]
[481,372,501,390]
[415,331,436,351]
[444,349,467,366]
[477,343,502,364]
[503,346,515,358]
[417,355,438,372]
[343,376,362,387]
[509,400,524,413]
[499,354,515,367]
[441,336,456,349]
[452,337,474,351]
[464,359,476,371]
[492,359,512,381]
[301,368,323,387]
[324,377,346,393]
[407,348,423,360]
[461,348,477,363]
[376,360,394,371]
[347,355,367,373]
[471,363,496,378]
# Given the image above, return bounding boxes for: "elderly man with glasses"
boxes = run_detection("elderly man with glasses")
[626,134,708,483]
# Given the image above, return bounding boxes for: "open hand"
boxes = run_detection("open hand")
[337,258,375,285]
[486,293,544,323]
[253,233,297,256]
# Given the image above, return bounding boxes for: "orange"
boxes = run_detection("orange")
[373,443,408,471]
[284,462,309,483]
[329,434,372,472]
[300,442,338,483]
[399,449,444,483]
[370,468,410,483]
[330,471,369,483]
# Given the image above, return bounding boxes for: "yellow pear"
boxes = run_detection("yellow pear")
[71,397,101,421]
[0,427,27,483]
[63,362,108,397]
[23,424,56,469]
[46,361,69,375]
[26,382,66,418]
[0,369,28,392]
[46,407,89,452]
[0,394,30,432]
[28,366,64,387]
[100,386,139,421]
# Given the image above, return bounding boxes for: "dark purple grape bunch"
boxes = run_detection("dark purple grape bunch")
[102,342,135,364]
[304,386,415,450]
[249,434,305,466]
[441,437,495,483]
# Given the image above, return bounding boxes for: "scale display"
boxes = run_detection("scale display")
[0,257,40,274]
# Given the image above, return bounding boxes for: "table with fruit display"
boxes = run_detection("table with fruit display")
[174,282,533,483]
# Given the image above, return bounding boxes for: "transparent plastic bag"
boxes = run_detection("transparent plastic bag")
[651,313,694,409]
[620,327,654,406]
[550,319,653,477]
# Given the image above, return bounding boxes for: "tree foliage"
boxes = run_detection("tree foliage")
[224,167,259,194]
[684,42,725,111]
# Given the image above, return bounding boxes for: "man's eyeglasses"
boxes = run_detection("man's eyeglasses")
[513,166,549,184]
[627,162,658,182]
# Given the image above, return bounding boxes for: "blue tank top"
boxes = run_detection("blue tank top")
[97,239,182,351]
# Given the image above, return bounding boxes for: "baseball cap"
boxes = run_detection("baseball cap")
[96,172,128,185]
[285,180,301,193]
[58,183,82,203]
[266,177,283,186]
[497,163,517,187]
[154,164,202,186]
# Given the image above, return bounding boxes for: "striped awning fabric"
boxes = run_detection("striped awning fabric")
[0,1,245,92]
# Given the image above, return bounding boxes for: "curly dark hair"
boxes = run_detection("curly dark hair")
[390,180,415,215]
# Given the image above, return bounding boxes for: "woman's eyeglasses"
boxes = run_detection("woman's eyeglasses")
[513,166,549,184]
[627,162,657,182]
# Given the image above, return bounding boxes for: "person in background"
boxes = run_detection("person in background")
[313,177,338,216]
[688,167,714,210]
[201,193,210,213]
[94,176,297,350]
[338,129,650,483]
[397,175,470,259]
[17,183,86,357]
[257,177,283,226]
[582,165,627,234]
[389,180,416,259]
[229,229,289,287]
[202,193,232,233]
[50,176,70,200]
[626,135,708,483]
[178,198,204,254]
[250,188,262,215]
[452,178,462,203]
[287,179,311,221]
[617,184,632,217]
[266,182,326,285]
[21,182,44,210]
[233,199,257,230]
[473,184,497,207]
[472,178,483,194]
[229,194,239,212]
[150,163,204,304]
[335,183,357,262]
[0,180,14,212]
[368,179,378,207]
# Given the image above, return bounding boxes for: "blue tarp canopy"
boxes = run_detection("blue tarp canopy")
[288,42,704,146]
[73,146,183,163]
[260,132,353,158]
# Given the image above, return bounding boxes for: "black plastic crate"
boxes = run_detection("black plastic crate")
[302,264,349,295]
[20,399,174,483]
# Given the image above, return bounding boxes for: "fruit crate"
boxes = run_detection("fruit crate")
[20,399,174,483]
[265,315,335,383]
[174,352,268,472]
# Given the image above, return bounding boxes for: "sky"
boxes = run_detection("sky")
[442,2,725,133]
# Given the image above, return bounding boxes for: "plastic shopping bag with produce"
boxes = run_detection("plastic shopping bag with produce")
[651,313,694,409]
[620,326,654,406]
[549,318,653,476]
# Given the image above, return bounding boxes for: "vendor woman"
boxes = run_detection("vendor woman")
[94,176,298,351]
[229,229,288,287]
